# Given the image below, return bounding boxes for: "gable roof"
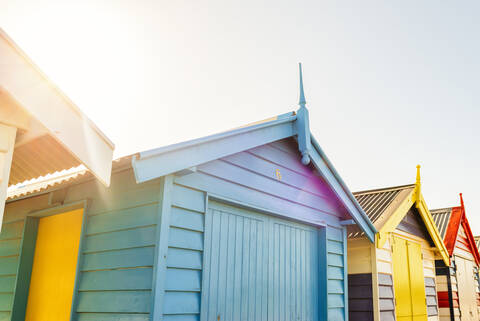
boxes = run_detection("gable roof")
[431,194,480,265]
[132,64,377,242]
[347,167,450,265]
[348,184,415,238]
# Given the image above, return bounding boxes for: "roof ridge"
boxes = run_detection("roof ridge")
[430,207,456,214]
[353,183,415,196]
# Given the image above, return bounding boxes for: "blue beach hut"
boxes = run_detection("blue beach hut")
[0,65,376,321]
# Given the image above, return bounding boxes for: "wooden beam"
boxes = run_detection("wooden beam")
[0,87,30,130]
[340,219,355,226]
[0,123,16,231]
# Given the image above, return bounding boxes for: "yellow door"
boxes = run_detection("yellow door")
[392,236,428,321]
[25,209,83,321]
[456,256,479,321]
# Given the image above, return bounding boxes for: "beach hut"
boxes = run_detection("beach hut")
[0,28,114,229]
[431,194,480,321]
[347,166,449,321]
[0,65,376,321]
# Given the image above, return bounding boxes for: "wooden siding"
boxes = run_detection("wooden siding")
[163,183,205,321]
[0,220,23,321]
[378,273,395,321]
[1,169,161,321]
[1,138,350,321]
[453,225,474,262]
[347,237,396,321]
[425,277,439,317]
[348,273,373,321]
[347,239,372,274]
[172,139,348,321]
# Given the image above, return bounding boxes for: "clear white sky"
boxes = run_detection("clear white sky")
[2,1,480,233]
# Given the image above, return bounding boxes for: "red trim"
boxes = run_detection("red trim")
[444,207,462,256]
[438,291,459,308]
[459,194,480,265]
[442,194,480,265]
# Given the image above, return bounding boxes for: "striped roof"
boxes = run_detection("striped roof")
[348,184,415,238]
[354,184,415,224]
[431,208,454,239]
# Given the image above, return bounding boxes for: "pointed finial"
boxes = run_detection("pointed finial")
[459,193,465,208]
[298,63,306,108]
[416,165,421,185]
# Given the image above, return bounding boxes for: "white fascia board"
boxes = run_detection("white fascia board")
[0,29,114,186]
[133,117,296,183]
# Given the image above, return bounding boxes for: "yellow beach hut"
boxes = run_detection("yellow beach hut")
[347,166,450,321]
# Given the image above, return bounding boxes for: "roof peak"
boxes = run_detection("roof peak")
[298,62,306,108]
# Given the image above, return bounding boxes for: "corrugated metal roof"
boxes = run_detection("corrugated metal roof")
[6,155,133,201]
[7,167,88,200]
[348,184,415,238]
[353,184,415,224]
[430,208,453,240]
[9,134,81,186]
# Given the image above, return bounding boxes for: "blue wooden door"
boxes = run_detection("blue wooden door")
[201,202,321,321]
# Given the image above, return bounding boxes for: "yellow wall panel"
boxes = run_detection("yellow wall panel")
[25,209,83,321]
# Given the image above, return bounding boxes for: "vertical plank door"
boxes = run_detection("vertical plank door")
[392,236,428,321]
[456,256,479,321]
[25,209,83,321]
[201,202,321,321]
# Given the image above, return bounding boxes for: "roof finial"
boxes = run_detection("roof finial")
[299,63,306,108]
[416,165,421,185]
[459,193,465,208]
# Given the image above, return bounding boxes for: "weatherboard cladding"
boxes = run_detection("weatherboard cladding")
[0,138,351,320]
[432,205,480,320]
[170,138,350,320]
[0,167,158,320]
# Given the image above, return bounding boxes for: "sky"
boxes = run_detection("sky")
[2,1,480,233]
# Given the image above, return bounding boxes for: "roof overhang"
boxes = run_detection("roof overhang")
[132,111,377,242]
[0,29,114,230]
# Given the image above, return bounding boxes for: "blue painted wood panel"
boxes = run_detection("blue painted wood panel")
[1,169,160,320]
[201,202,321,321]
[163,184,206,320]
[0,220,24,317]
[76,313,149,321]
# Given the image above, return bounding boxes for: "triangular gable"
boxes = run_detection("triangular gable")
[351,166,450,265]
[132,112,376,242]
[431,195,480,265]
[396,206,434,246]
[132,64,376,242]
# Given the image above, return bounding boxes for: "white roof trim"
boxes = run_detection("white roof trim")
[0,29,114,186]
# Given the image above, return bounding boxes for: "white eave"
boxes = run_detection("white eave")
[0,28,114,229]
